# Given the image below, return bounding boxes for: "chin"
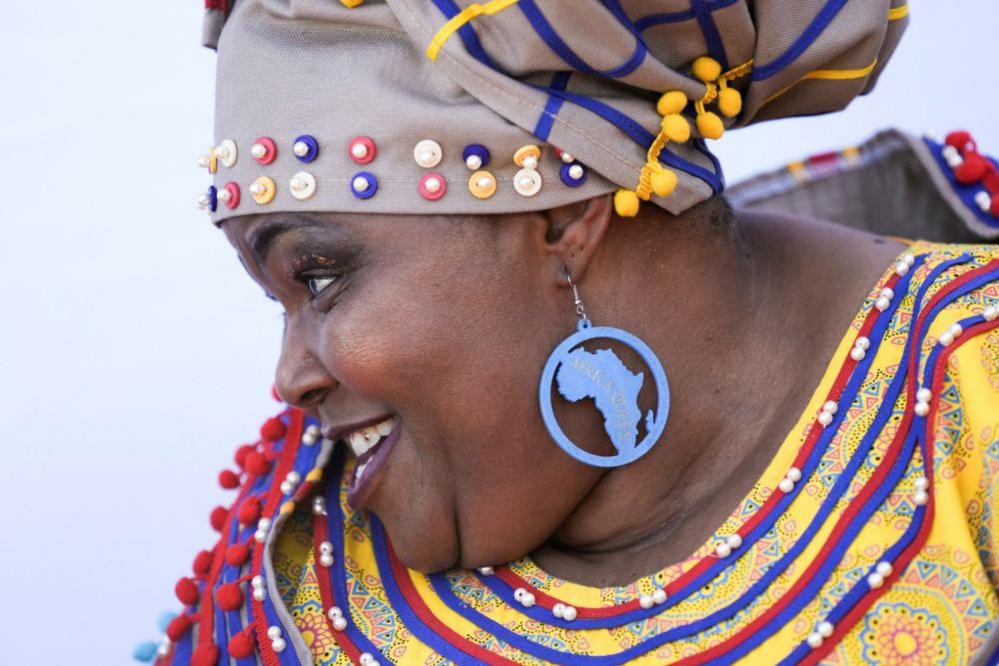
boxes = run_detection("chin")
[382,517,461,574]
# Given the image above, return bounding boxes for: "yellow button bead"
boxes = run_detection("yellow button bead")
[656,90,688,116]
[718,87,743,118]
[650,169,678,197]
[692,56,722,83]
[696,111,725,140]
[513,144,542,168]
[468,170,497,199]
[250,176,277,204]
[614,189,640,217]
[208,147,219,175]
[340,0,364,6]
[660,114,691,143]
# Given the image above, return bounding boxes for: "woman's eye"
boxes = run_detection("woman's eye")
[307,276,338,296]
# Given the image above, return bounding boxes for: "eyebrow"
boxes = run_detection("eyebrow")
[248,217,322,266]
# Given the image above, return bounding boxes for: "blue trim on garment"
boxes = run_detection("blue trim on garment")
[752,0,848,81]
[922,137,999,230]
[517,0,646,77]
[533,85,724,193]
[369,516,491,665]
[692,138,726,190]
[534,72,572,140]
[634,0,740,32]
[430,0,498,70]
[690,0,729,69]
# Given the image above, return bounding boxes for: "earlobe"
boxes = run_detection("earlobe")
[544,193,613,286]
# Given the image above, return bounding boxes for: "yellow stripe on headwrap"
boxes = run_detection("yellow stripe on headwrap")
[888,4,909,21]
[426,0,520,61]
[762,59,879,107]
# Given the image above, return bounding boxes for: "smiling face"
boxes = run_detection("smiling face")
[222,209,609,572]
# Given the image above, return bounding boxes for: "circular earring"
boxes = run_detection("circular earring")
[537,269,671,468]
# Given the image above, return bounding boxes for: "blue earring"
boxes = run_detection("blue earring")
[538,269,671,468]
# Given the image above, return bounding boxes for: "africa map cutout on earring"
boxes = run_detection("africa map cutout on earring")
[538,272,670,468]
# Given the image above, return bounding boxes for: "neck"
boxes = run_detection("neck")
[531,204,903,587]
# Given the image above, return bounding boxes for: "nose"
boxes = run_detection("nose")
[274,322,336,410]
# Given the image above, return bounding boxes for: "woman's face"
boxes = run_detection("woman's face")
[223,210,607,572]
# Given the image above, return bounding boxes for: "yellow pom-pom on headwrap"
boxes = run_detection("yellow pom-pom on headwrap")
[692,56,722,83]
[656,90,688,116]
[717,87,743,118]
[614,189,641,217]
[660,114,691,143]
[696,111,725,140]
[650,168,678,198]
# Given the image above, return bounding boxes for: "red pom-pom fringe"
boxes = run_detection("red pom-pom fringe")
[260,417,287,442]
[225,541,251,567]
[955,154,988,184]
[216,582,244,611]
[244,451,272,477]
[210,505,229,532]
[227,629,256,659]
[946,130,973,151]
[237,496,263,525]
[166,614,193,642]
[191,643,220,666]
[175,577,200,606]
[192,549,213,576]
[234,444,255,469]
[218,469,241,489]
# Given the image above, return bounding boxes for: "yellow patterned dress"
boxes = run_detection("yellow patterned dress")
[272,239,999,665]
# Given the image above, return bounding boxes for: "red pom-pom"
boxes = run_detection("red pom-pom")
[955,154,988,184]
[244,452,272,477]
[227,629,256,659]
[218,469,241,489]
[210,505,229,532]
[237,496,262,525]
[946,130,972,151]
[191,643,220,666]
[234,444,256,469]
[225,541,251,566]
[260,417,287,442]
[175,577,200,605]
[215,582,245,611]
[192,549,213,576]
[166,614,193,641]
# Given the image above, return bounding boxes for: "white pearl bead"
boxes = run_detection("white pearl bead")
[252,575,264,588]
[903,253,915,267]
[218,189,231,202]
[519,176,533,188]
[197,194,210,209]
[946,153,964,169]
[786,467,802,482]
[880,287,894,300]
[778,478,795,493]
[568,164,584,180]
[273,641,288,656]
[424,177,441,193]
[157,640,170,656]
[939,331,954,347]
[818,621,834,638]
[327,606,343,619]
[867,572,884,588]
[652,589,667,605]
[465,155,482,170]
[806,632,823,648]
[253,587,266,601]
[293,141,309,157]
[216,146,231,160]
[976,191,992,212]
[914,490,929,505]
[895,261,909,276]
[313,497,326,515]
[726,533,742,549]
[984,305,998,321]
[249,183,265,196]
[915,475,929,491]
[267,626,282,640]
[942,145,959,160]
[552,603,565,618]
[914,401,930,417]
[875,561,893,577]
[850,347,866,362]
[279,481,293,495]
[259,518,271,530]
[513,588,526,602]
[319,553,334,567]
[352,176,369,192]
[250,143,267,158]
[290,178,306,191]
[332,616,347,631]
[817,411,834,427]
[562,605,577,621]
[561,152,574,163]
[352,143,368,159]
[639,594,654,609]
[521,592,535,607]
[916,388,932,403]
[319,541,333,553]
[856,336,871,350]
[715,543,732,558]
[950,323,963,337]
[477,177,492,189]
[822,400,838,414]
[523,155,538,170]
[254,529,267,543]
[197,154,210,168]
[875,297,891,312]
[477,566,494,575]
[303,433,317,445]
[360,652,375,665]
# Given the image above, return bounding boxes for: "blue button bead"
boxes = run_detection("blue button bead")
[560,162,587,187]
[293,134,320,163]
[350,171,378,200]
[133,641,158,662]
[207,185,219,212]
[462,143,490,169]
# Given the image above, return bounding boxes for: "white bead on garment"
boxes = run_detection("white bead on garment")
[806,632,823,648]
[639,594,654,609]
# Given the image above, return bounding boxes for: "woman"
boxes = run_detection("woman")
[136,0,999,663]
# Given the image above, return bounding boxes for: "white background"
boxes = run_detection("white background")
[0,2,996,664]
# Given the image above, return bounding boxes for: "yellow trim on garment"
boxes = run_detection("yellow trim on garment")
[426,0,520,61]
[888,4,909,20]
[761,58,878,107]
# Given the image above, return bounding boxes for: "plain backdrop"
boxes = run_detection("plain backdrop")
[1,2,996,664]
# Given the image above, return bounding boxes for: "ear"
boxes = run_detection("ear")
[542,193,613,286]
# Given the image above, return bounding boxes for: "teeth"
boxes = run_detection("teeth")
[355,461,368,480]
[344,416,397,458]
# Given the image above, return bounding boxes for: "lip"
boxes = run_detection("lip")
[346,422,401,509]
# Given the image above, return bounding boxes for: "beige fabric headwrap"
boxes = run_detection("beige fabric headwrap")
[199,0,908,224]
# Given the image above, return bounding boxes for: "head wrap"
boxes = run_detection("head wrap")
[198,0,907,224]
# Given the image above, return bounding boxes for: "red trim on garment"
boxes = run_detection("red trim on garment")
[800,312,999,664]
[496,270,905,619]
[675,258,999,665]
[312,505,365,663]
[386,542,519,665]
[249,408,302,666]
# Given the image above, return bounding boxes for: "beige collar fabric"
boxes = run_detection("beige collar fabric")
[199,0,908,224]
